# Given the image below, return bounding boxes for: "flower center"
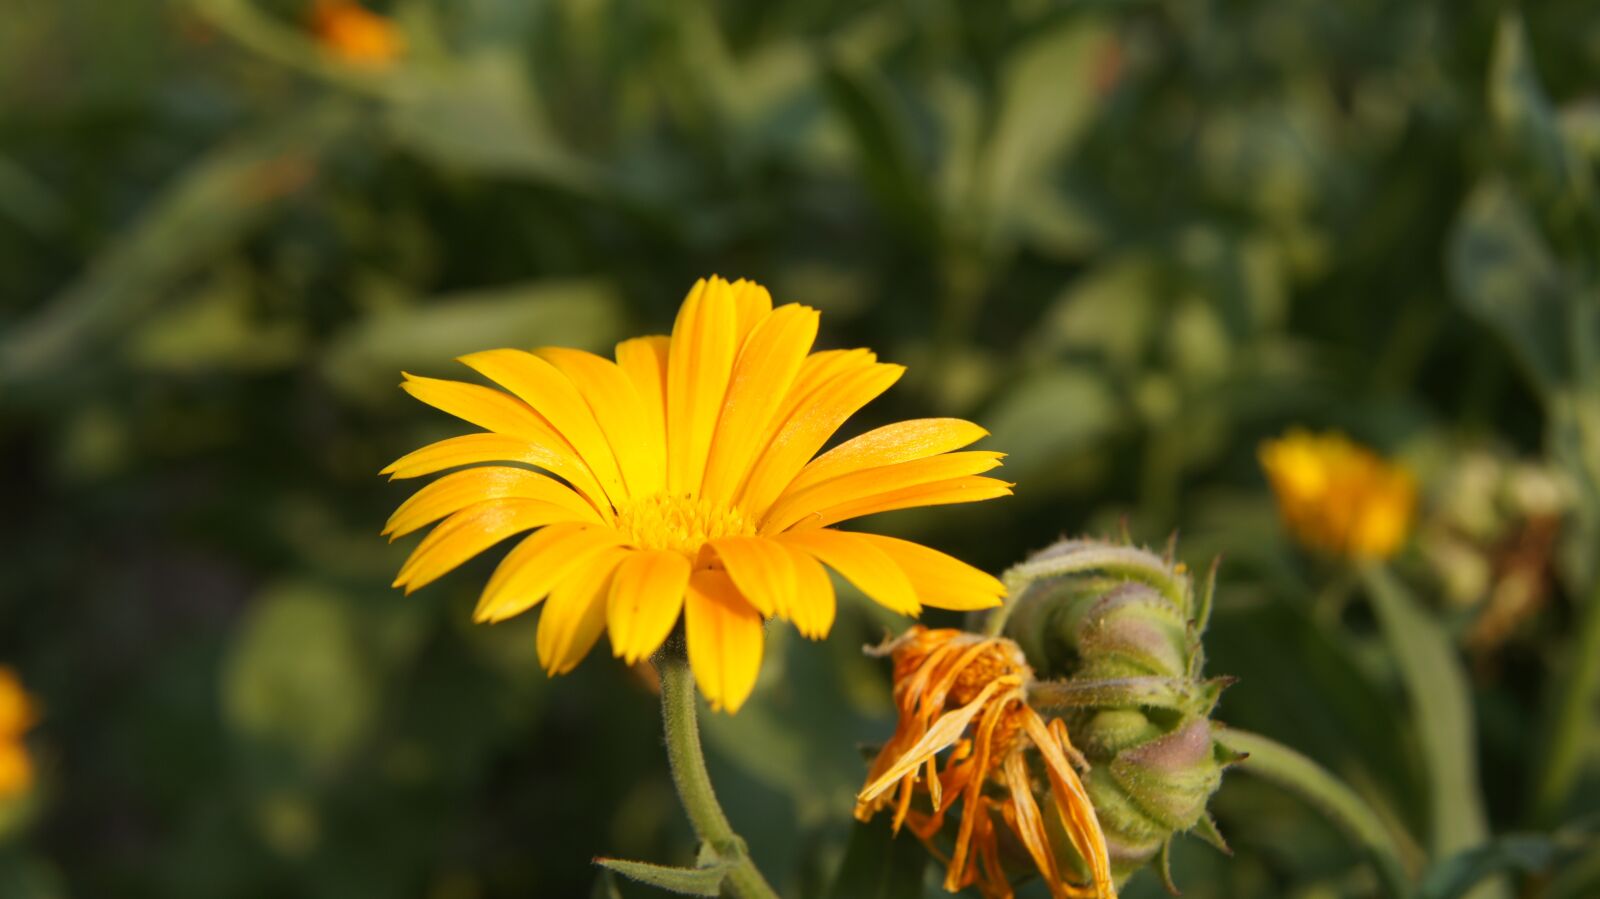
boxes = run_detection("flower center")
[614,493,757,556]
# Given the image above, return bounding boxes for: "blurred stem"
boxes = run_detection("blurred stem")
[1532,574,1600,824]
[1362,563,1502,898]
[659,651,780,899]
[1216,727,1414,897]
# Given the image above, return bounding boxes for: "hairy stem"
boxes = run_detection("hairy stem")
[659,650,781,899]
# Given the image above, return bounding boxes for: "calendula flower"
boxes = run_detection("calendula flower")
[384,276,1009,712]
[310,0,404,67]
[855,627,1115,899]
[1259,429,1416,560]
[0,668,36,799]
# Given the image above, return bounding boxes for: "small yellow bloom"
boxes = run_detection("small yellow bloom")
[384,276,1010,712]
[856,627,1115,899]
[0,668,36,799]
[310,0,404,67]
[1259,429,1416,559]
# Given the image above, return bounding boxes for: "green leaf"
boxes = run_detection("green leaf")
[826,816,928,899]
[1488,13,1595,214]
[321,278,625,402]
[981,366,1117,483]
[1417,831,1600,899]
[221,583,378,772]
[822,63,939,245]
[594,858,732,897]
[386,53,600,189]
[1360,565,1497,896]
[1448,180,1582,394]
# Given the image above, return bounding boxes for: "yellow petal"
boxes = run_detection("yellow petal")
[699,304,820,504]
[708,536,794,619]
[385,466,603,538]
[777,529,919,615]
[666,278,740,494]
[475,524,627,623]
[607,550,692,664]
[379,432,601,502]
[761,451,1005,533]
[393,499,580,594]
[785,418,990,495]
[728,278,774,343]
[779,541,836,639]
[850,534,1004,610]
[793,476,1013,530]
[684,569,765,713]
[536,548,628,675]
[458,349,628,504]
[538,346,665,498]
[737,360,905,517]
[400,373,560,442]
[615,335,670,468]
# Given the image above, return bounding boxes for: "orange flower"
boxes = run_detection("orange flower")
[856,627,1115,899]
[0,668,36,799]
[310,0,403,67]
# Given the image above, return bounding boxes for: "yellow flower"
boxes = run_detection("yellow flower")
[1258,429,1416,560]
[310,0,404,67]
[384,276,1010,712]
[856,628,1115,899]
[0,668,36,799]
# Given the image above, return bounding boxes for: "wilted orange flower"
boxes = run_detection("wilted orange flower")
[384,276,1010,712]
[0,668,36,799]
[1259,429,1416,560]
[856,627,1115,899]
[310,0,403,67]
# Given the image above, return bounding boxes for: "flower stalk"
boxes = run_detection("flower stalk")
[659,648,780,899]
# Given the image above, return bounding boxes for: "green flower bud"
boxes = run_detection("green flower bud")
[1003,537,1237,889]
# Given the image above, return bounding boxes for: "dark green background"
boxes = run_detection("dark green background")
[3,1,1599,896]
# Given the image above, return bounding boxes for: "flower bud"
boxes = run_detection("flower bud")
[1005,538,1236,887]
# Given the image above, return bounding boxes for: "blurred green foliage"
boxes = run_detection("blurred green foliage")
[3,0,1600,897]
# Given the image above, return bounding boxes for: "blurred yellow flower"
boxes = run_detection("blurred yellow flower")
[384,276,1009,712]
[1259,429,1415,560]
[310,0,403,67]
[0,668,36,799]
[856,627,1115,899]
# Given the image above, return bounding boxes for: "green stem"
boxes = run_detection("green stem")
[1533,574,1600,824]
[1216,727,1414,898]
[1360,563,1495,879]
[659,650,780,899]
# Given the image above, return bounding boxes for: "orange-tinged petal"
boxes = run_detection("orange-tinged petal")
[459,349,628,504]
[0,741,32,798]
[851,534,1005,611]
[778,529,919,615]
[536,548,629,674]
[709,536,794,619]
[607,550,692,664]
[684,569,765,713]
[666,278,740,494]
[394,499,581,594]
[794,476,1013,531]
[475,524,627,623]
[385,466,603,538]
[615,335,669,464]
[1002,752,1065,889]
[538,346,666,498]
[737,361,905,516]
[700,304,820,504]
[1033,714,1116,897]
[780,542,836,638]
[857,679,1009,803]
[762,451,1005,533]
[786,418,991,495]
